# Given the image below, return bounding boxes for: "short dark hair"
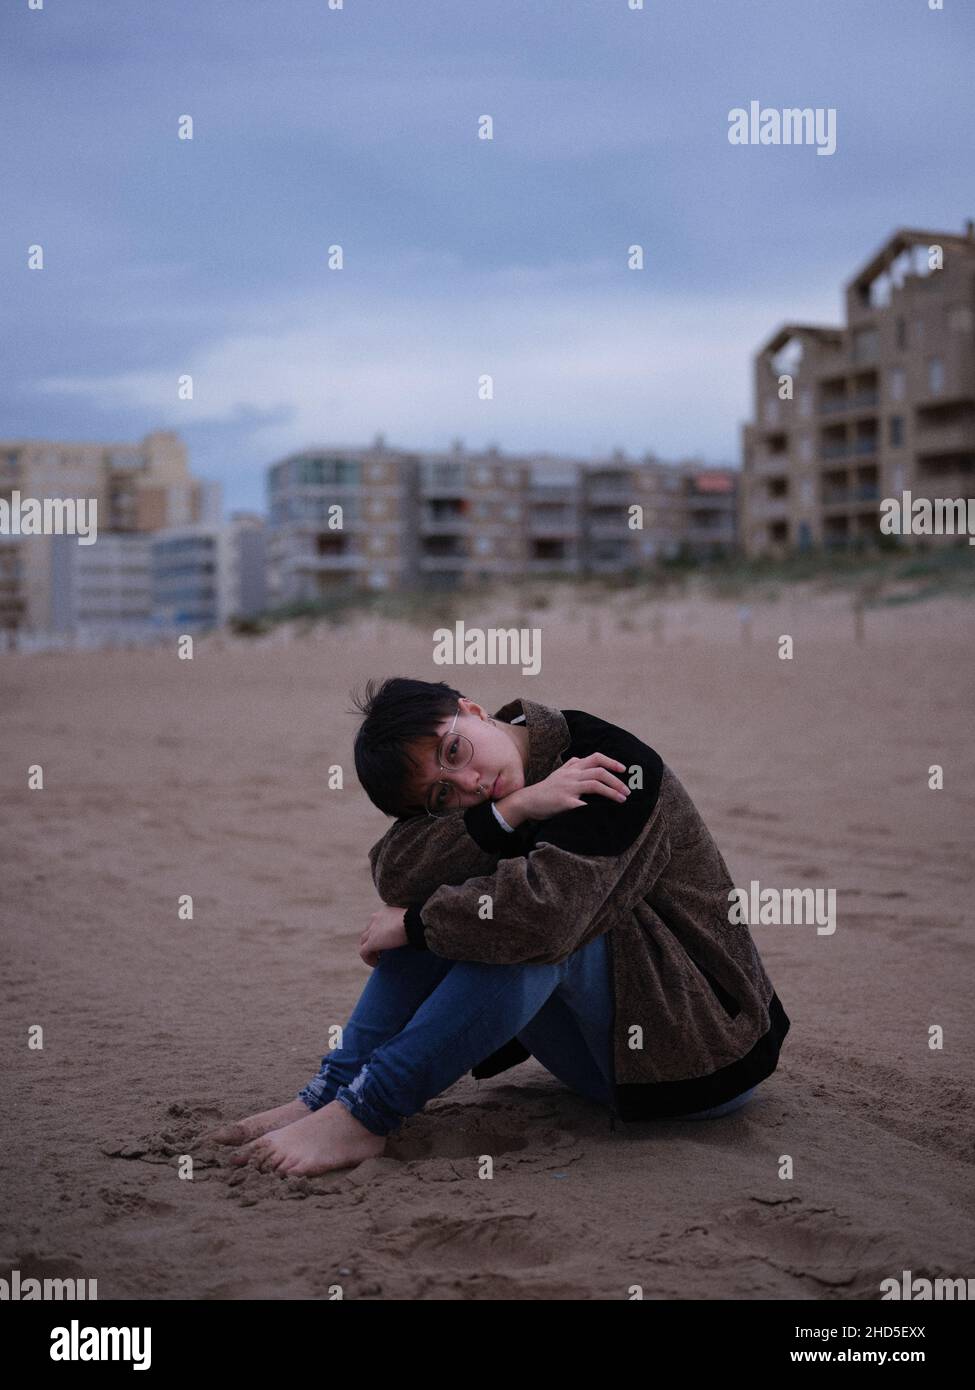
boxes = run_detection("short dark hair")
[351,676,467,819]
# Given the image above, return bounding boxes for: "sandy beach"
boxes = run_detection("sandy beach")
[2,585,973,1300]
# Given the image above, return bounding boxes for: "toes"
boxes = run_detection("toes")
[229,1137,264,1166]
[207,1125,244,1145]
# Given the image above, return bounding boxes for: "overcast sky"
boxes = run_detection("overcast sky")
[2,0,972,513]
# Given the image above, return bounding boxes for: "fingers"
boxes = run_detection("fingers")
[581,753,627,771]
[576,774,630,801]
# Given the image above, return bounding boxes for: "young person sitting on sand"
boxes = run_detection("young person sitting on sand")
[208,677,790,1178]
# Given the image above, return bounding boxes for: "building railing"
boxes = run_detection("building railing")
[585,487,632,505]
[418,517,471,534]
[820,391,878,414]
[821,485,880,505]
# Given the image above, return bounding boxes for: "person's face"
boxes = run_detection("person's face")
[406,698,527,816]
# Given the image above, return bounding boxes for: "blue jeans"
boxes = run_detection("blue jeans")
[297,933,757,1136]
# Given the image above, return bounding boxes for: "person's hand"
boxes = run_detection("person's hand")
[360,904,408,968]
[500,753,631,825]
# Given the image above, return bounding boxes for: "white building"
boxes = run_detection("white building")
[49,532,154,645]
[150,518,266,631]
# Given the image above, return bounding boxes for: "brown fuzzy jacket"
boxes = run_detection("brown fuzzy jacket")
[368,696,790,1124]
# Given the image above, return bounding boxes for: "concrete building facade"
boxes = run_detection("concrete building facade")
[151,518,267,632]
[741,223,975,556]
[0,430,218,637]
[266,440,738,601]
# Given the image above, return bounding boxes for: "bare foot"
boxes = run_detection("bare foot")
[203,1099,312,1146]
[229,1100,386,1177]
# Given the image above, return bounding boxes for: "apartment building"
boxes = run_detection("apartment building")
[416,444,530,588]
[677,464,739,559]
[266,440,737,600]
[0,430,219,636]
[265,437,417,603]
[49,532,153,643]
[151,517,267,632]
[40,516,265,644]
[741,222,975,556]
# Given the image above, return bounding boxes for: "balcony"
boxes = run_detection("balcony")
[529,556,579,573]
[418,555,468,571]
[528,486,576,504]
[821,485,880,507]
[752,496,790,519]
[586,555,632,572]
[298,553,366,571]
[587,522,634,541]
[820,390,878,415]
[915,422,975,455]
[585,491,632,510]
[750,452,792,474]
[418,517,471,535]
[528,517,579,537]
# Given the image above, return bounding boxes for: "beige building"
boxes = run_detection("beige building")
[0,430,217,636]
[741,222,975,556]
[265,437,420,602]
[266,439,737,600]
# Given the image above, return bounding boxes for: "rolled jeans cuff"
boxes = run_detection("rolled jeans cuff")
[296,1075,334,1112]
[333,1070,403,1137]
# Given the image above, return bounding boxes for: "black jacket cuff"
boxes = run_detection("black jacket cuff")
[404,903,429,950]
[463,800,531,856]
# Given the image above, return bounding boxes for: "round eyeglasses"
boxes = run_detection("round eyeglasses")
[426,711,475,816]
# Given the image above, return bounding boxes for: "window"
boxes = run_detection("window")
[475,536,493,556]
[927,358,944,394]
[914,319,925,347]
[889,417,903,448]
[800,479,813,505]
[895,318,907,350]
[888,367,905,401]
[852,327,879,365]
[799,434,813,463]
[799,388,813,418]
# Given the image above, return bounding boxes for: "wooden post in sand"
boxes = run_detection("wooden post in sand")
[852,594,865,644]
[853,576,882,643]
